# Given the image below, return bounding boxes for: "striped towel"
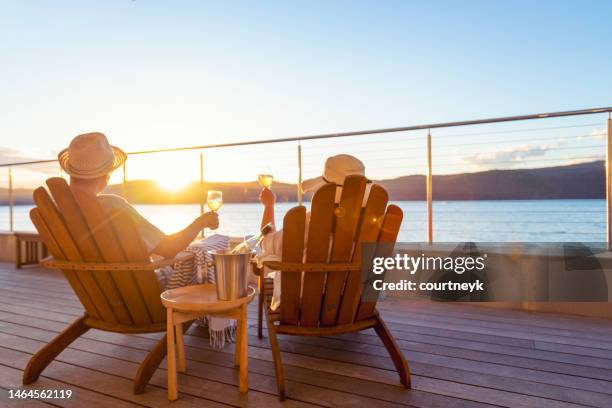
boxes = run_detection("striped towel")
[155,256,199,291]
[185,234,235,349]
[156,234,233,349]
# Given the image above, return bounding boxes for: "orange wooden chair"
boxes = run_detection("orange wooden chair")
[255,175,411,400]
[23,177,194,393]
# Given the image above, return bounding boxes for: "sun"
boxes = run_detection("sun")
[156,175,191,193]
[117,151,198,193]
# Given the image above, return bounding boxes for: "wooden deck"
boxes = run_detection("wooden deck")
[1,263,612,407]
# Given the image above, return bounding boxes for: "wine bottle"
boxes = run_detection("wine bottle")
[231,222,274,254]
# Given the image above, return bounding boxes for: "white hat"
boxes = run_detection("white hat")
[58,132,127,179]
[302,154,366,193]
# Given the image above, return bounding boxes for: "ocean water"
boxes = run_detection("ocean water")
[0,199,605,243]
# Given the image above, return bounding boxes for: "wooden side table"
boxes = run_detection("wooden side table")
[161,284,255,401]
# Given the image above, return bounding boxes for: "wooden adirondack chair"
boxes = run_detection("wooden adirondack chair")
[23,177,194,393]
[255,175,411,400]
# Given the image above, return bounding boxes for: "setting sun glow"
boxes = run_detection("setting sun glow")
[108,151,198,193]
[157,176,191,193]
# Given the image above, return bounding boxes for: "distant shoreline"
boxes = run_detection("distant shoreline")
[0,160,605,205]
[0,198,607,207]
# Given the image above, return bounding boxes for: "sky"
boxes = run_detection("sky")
[1,0,611,188]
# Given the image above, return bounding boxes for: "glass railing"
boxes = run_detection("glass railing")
[1,106,611,242]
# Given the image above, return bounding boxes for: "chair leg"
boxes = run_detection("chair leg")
[257,275,264,338]
[234,311,243,367]
[373,314,411,388]
[134,334,167,394]
[134,321,193,394]
[23,316,89,384]
[265,311,285,400]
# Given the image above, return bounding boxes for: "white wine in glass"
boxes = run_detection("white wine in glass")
[205,190,222,236]
[207,190,223,211]
[258,174,273,189]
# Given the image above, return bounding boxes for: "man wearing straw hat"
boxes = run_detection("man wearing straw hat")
[59,132,219,262]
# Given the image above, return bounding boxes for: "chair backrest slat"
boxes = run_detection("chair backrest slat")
[337,184,388,324]
[32,187,118,321]
[44,178,112,321]
[300,183,336,327]
[320,175,367,326]
[109,208,165,323]
[280,206,306,325]
[279,176,403,328]
[30,207,100,318]
[72,187,150,325]
[46,178,104,261]
[355,204,403,321]
[31,177,163,327]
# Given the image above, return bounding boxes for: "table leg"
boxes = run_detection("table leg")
[234,311,242,367]
[166,308,178,401]
[176,322,186,373]
[257,275,263,338]
[239,304,248,393]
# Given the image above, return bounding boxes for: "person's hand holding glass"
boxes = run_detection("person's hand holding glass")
[258,174,275,231]
[258,174,273,189]
[258,174,275,208]
[205,190,223,235]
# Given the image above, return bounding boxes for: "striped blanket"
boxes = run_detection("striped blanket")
[156,234,234,349]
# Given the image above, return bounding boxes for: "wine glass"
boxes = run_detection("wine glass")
[258,174,274,189]
[206,190,223,235]
[207,190,223,211]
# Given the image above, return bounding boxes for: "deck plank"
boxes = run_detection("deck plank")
[4,275,612,352]
[2,270,608,337]
[4,293,612,382]
[0,323,405,408]
[1,263,612,407]
[0,306,491,407]
[0,347,228,407]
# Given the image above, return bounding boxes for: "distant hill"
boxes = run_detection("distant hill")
[379,161,605,200]
[0,161,605,205]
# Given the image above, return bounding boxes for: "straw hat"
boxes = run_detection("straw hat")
[58,132,127,179]
[302,154,366,193]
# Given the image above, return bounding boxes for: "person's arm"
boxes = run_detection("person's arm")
[152,212,219,259]
[259,187,275,231]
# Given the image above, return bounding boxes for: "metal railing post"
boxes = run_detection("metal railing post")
[607,114,612,246]
[8,167,14,232]
[427,130,433,243]
[122,162,127,200]
[199,152,205,237]
[200,152,205,216]
[297,142,303,205]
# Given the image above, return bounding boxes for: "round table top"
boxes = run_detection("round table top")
[161,284,255,313]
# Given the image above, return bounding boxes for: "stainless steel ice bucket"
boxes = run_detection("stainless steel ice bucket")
[208,249,252,300]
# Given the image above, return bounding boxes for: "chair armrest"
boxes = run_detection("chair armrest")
[263,261,361,273]
[40,251,195,271]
